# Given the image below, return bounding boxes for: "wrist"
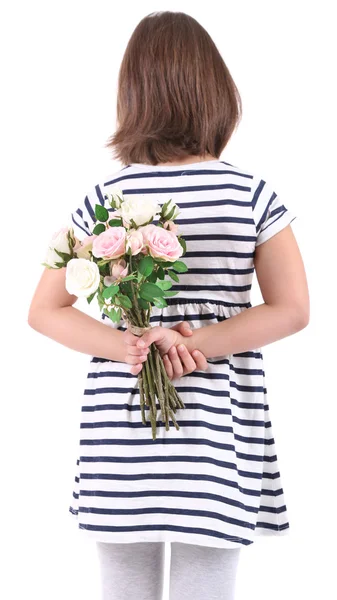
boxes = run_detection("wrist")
[178,329,199,354]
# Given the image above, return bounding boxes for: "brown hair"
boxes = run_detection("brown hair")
[105,11,242,166]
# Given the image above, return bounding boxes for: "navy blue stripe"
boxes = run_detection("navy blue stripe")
[163,284,252,292]
[255,521,289,531]
[185,251,254,258]
[78,505,256,531]
[251,179,265,210]
[116,183,251,195]
[79,437,275,463]
[256,191,277,233]
[84,195,96,222]
[184,267,254,274]
[75,522,253,545]
[175,216,254,225]
[79,419,273,444]
[80,471,262,497]
[71,214,90,235]
[260,208,287,233]
[79,454,266,479]
[95,184,105,205]
[183,233,256,242]
[81,403,269,428]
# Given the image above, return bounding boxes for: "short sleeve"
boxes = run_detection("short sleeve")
[251,176,297,247]
[69,183,106,241]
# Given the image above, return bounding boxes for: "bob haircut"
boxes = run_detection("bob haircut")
[105,11,242,166]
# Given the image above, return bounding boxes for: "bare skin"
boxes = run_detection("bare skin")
[27,266,208,379]
[133,225,310,357]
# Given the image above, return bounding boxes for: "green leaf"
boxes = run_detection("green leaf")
[96,258,112,266]
[163,290,179,297]
[178,236,186,254]
[138,255,154,277]
[108,308,121,323]
[171,260,188,273]
[155,280,172,290]
[167,269,179,282]
[86,291,97,304]
[118,294,132,309]
[54,248,72,261]
[120,274,137,281]
[102,284,119,299]
[153,296,168,308]
[139,282,165,301]
[147,271,157,283]
[164,204,176,221]
[157,266,165,280]
[95,204,109,222]
[138,297,150,310]
[108,218,123,227]
[93,223,106,235]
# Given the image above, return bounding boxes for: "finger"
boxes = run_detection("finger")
[191,349,208,371]
[167,345,184,378]
[127,345,150,357]
[176,343,196,373]
[162,354,173,379]
[136,326,162,349]
[124,330,142,346]
[126,353,149,365]
[129,362,143,376]
[170,321,193,336]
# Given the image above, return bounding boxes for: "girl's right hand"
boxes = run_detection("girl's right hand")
[123,321,208,378]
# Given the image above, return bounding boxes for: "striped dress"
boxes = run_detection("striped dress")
[68,159,296,549]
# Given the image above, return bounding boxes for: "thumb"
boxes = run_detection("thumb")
[136,326,162,349]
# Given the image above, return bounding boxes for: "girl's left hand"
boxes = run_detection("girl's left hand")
[136,324,184,356]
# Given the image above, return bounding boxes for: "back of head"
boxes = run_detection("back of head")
[105,11,242,166]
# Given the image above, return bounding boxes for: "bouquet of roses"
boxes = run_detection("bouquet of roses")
[42,188,188,440]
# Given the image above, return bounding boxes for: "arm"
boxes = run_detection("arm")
[27,265,208,375]
[28,266,127,362]
[182,224,310,358]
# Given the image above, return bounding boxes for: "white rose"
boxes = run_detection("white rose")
[44,227,73,268]
[117,196,161,227]
[65,258,100,297]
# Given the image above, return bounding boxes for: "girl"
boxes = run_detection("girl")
[28,10,309,600]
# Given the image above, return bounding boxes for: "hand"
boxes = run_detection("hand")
[123,321,208,378]
[122,328,151,376]
[163,321,208,380]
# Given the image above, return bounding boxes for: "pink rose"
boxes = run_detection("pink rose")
[104,259,128,286]
[163,220,179,234]
[92,227,126,259]
[139,223,183,262]
[126,229,144,255]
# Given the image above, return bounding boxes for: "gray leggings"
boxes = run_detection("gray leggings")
[96,541,241,600]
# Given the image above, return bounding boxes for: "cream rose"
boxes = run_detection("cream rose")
[139,223,183,262]
[65,258,100,297]
[114,196,161,228]
[92,227,126,259]
[44,227,73,267]
[75,234,96,259]
[126,229,144,255]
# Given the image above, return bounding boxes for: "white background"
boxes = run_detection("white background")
[1,1,336,599]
